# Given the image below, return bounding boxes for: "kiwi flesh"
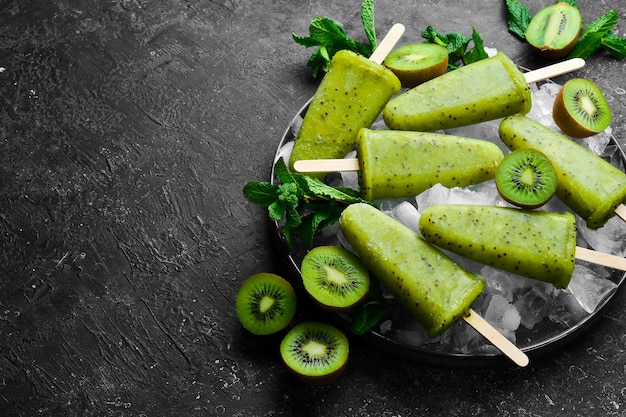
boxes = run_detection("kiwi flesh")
[279,321,349,385]
[300,245,370,311]
[384,43,449,88]
[525,2,582,58]
[235,272,297,335]
[553,78,612,138]
[496,149,558,208]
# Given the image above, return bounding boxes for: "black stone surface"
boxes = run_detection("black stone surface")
[1,0,626,416]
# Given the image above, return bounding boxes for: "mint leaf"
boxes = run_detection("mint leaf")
[559,0,579,9]
[601,34,626,59]
[463,27,489,65]
[361,0,377,50]
[348,276,389,334]
[243,181,279,206]
[568,9,619,59]
[505,0,532,40]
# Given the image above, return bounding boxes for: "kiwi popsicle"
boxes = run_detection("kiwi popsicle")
[294,128,504,201]
[339,203,485,338]
[383,52,531,132]
[498,115,626,229]
[288,49,402,175]
[419,204,577,289]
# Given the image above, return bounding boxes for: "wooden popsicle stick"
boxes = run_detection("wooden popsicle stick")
[463,308,529,367]
[576,246,626,271]
[368,23,405,64]
[614,204,626,223]
[524,58,585,84]
[293,158,360,173]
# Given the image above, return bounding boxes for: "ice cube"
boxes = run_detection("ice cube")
[275,140,294,165]
[414,184,451,211]
[483,294,521,331]
[513,285,555,329]
[577,214,626,257]
[548,291,588,328]
[390,201,420,232]
[567,265,618,313]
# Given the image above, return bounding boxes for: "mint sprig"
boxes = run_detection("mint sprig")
[292,0,376,77]
[421,25,488,68]
[243,157,374,249]
[568,9,620,60]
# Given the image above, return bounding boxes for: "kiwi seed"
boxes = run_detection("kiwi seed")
[525,2,582,58]
[384,43,449,88]
[279,321,349,385]
[495,149,558,209]
[235,272,297,335]
[553,78,612,138]
[300,245,370,311]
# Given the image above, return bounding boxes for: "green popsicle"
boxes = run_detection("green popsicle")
[498,115,626,229]
[419,204,577,289]
[383,52,531,132]
[339,203,485,338]
[288,50,401,175]
[356,128,504,200]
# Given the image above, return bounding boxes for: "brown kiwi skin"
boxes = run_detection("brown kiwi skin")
[552,79,611,138]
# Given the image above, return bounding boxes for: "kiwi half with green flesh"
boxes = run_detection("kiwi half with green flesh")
[300,245,370,311]
[279,321,349,385]
[235,272,297,335]
[496,149,558,209]
[525,2,582,58]
[384,43,449,88]
[553,78,612,138]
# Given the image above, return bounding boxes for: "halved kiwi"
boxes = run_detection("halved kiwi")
[525,2,582,58]
[496,149,558,208]
[235,272,297,335]
[300,246,370,311]
[384,42,449,88]
[279,321,349,385]
[553,78,612,138]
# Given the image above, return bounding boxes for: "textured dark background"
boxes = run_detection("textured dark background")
[1,0,626,416]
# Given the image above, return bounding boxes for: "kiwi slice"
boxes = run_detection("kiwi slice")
[279,321,349,385]
[496,149,558,208]
[384,43,449,88]
[300,246,370,311]
[235,272,297,335]
[553,78,612,138]
[525,2,582,58]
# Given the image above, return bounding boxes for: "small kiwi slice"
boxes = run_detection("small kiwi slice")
[279,321,349,385]
[300,246,370,311]
[496,149,558,208]
[525,2,582,58]
[384,43,449,88]
[235,272,297,335]
[553,78,612,138]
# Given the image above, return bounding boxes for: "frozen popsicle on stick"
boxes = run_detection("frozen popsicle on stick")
[419,204,626,289]
[288,24,405,176]
[499,115,626,229]
[293,128,504,200]
[383,52,585,132]
[339,203,529,367]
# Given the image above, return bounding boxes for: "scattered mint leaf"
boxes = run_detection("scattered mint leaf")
[243,157,375,249]
[463,27,489,65]
[568,9,619,59]
[504,0,531,40]
[361,0,377,50]
[293,0,376,77]
[348,276,389,334]
[601,34,626,59]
